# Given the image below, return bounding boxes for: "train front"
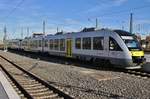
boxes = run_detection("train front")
[122,35,146,69]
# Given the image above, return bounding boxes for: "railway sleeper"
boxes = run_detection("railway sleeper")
[33,93,58,99]
[9,71,24,75]
[27,88,50,94]
[17,79,36,83]
[24,85,46,90]
[14,77,33,81]
[14,75,31,79]
[9,70,23,74]
[30,91,55,97]
[21,83,42,87]
[19,81,40,85]
[39,96,64,99]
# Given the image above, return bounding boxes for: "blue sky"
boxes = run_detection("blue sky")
[0,0,150,40]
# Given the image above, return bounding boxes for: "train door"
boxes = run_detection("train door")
[104,33,109,57]
[66,39,72,57]
[108,37,123,63]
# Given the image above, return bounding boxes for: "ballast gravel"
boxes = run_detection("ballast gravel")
[0,51,150,99]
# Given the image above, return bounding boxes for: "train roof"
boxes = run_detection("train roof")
[9,39,22,41]
[113,30,133,36]
[27,29,135,40]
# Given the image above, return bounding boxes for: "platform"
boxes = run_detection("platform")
[0,71,20,99]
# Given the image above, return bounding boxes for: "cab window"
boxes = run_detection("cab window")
[109,37,122,51]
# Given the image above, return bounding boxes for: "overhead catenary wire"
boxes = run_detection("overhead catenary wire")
[97,4,150,17]
[4,0,25,20]
[3,1,150,37]
[89,4,150,33]
[3,0,25,40]
[85,4,150,31]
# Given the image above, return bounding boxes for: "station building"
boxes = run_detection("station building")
[146,36,150,51]
[135,34,150,51]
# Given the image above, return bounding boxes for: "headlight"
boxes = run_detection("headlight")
[129,52,132,56]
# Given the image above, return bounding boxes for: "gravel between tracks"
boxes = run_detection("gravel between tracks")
[0,51,150,99]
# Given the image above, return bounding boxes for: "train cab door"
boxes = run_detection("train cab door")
[66,39,72,57]
[109,37,123,60]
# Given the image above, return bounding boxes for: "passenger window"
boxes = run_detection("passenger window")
[34,40,37,48]
[109,37,122,51]
[75,38,81,49]
[39,40,42,47]
[33,41,35,47]
[49,39,53,50]
[34,41,36,48]
[30,41,33,47]
[93,37,104,50]
[44,40,48,47]
[54,39,59,50]
[83,37,91,50]
[60,39,65,51]
[36,40,38,48]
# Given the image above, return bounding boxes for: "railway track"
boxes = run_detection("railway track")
[0,55,73,99]
[125,69,150,78]
[7,50,150,79]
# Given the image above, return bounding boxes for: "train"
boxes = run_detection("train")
[7,28,146,69]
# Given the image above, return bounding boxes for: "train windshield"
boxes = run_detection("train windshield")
[121,36,142,51]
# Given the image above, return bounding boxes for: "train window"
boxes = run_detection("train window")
[30,41,33,47]
[23,41,25,46]
[33,41,36,48]
[33,40,35,48]
[44,40,48,47]
[36,40,38,48]
[109,37,122,51]
[39,40,42,47]
[60,39,65,51]
[49,39,53,50]
[33,41,35,48]
[93,37,104,50]
[83,37,91,50]
[75,38,81,49]
[54,39,59,50]
[23,41,27,46]
[32,41,34,47]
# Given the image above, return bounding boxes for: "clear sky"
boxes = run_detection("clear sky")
[0,0,150,40]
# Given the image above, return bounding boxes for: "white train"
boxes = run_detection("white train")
[8,28,146,69]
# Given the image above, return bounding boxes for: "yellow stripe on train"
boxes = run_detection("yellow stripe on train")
[130,51,144,57]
